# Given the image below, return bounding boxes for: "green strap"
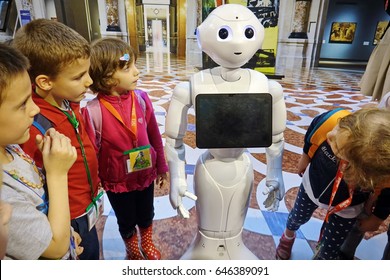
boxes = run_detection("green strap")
[86,189,104,213]
[62,109,95,200]
[123,145,151,155]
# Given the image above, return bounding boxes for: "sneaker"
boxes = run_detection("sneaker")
[275,233,296,260]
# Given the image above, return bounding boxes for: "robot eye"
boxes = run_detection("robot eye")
[217,26,232,41]
[244,26,255,39]
[219,28,229,40]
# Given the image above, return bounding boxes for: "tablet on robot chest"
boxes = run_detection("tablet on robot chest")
[195,93,273,149]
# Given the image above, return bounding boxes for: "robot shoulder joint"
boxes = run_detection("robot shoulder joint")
[172,82,191,106]
[268,80,284,102]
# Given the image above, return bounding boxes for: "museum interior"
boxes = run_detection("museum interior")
[0,0,389,260]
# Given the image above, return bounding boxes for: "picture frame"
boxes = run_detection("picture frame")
[373,20,389,45]
[0,0,12,31]
[329,22,357,44]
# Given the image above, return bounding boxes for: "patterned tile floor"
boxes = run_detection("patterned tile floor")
[84,52,388,260]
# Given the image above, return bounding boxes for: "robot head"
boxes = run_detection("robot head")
[196,4,264,68]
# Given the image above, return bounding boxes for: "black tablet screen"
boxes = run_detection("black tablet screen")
[195,93,273,149]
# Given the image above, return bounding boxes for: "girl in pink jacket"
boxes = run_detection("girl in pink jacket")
[82,38,168,260]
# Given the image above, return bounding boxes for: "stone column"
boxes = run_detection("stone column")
[106,0,121,32]
[288,0,312,39]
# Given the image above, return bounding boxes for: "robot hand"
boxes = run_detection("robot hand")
[176,192,198,219]
[263,179,284,212]
[165,141,198,218]
[264,138,285,211]
[169,178,197,218]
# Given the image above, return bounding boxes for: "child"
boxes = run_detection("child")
[12,19,101,260]
[338,94,390,260]
[0,163,12,260]
[0,43,77,259]
[339,193,390,260]
[275,107,390,260]
[82,38,168,260]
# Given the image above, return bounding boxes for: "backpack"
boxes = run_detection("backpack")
[32,113,53,135]
[306,108,351,158]
[84,89,147,151]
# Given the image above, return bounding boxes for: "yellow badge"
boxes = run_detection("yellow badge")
[124,145,152,173]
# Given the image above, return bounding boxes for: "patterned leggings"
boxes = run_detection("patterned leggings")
[286,184,357,259]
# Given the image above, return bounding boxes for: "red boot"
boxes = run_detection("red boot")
[275,232,296,260]
[139,225,161,260]
[122,233,145,260]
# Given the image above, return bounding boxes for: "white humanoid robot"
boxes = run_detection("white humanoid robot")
[165,4,286,259]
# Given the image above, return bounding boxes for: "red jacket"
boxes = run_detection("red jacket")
[21,91,99,219]
[82,90,168,193]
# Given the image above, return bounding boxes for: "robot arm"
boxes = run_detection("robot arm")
[263,80,286,211]
[165,82,197,218]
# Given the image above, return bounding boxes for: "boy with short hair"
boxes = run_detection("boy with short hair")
[0,43,77,259]
[12,19,100,260]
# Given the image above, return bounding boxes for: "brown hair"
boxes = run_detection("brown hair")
[12,19,90,82]
[339,107,390,190]
[0,43,30,106]
[89,37,137,93]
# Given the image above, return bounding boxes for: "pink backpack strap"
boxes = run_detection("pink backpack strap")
[85,98,102,151]
[134,89,146,117]
[85,91,145,152]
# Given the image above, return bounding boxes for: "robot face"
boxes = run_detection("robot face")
[197,4,264,68]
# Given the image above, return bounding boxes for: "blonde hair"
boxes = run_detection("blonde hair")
[12,19,90,82]
[89,37,137,93]
[339,107,390,190]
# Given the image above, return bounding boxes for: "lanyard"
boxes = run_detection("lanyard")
[324,159,353,223]
[319,160,353,242]
[59,101,95,199]
[3,146,48,214]
[98,91,138,146]
[4,168,49,214]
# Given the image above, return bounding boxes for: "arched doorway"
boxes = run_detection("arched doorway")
[130,0,184,57]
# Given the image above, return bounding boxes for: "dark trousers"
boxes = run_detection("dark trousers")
[71,214,100,260]
[287,184,356,260]
[106,183,155,239]
[383,227,390,260]
[339,220,365,259]
[340,216,390,260]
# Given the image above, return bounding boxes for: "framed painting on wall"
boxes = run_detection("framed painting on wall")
[329,22,357,44]
[0,0,12,31]
[373,21,389,45]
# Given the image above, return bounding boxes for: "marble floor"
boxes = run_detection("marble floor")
[84,51,389,260]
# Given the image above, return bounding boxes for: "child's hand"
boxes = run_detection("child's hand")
[37,128,77,176]
[297,153,311,177]
[156,173,168,188]
[364,192,378,214]
[357,214,384,232]
[72,231,84,256]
